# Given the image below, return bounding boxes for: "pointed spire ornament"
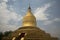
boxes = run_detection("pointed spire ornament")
[22,5,37,27]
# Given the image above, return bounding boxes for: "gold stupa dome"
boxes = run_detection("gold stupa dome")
[22,6,37,27]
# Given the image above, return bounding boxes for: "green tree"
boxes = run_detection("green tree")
[4,31,12,37]
[0,32,3,40]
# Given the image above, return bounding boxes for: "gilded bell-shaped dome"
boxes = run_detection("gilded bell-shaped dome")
[22,6,37,27]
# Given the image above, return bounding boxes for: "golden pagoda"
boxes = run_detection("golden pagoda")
[2,6,58,40]
[22,6,36,27]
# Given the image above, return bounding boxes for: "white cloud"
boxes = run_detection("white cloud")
[42,18,60,38]
[34,2,60,38]
[13,0,16,1]
[0,0,22,32]
[34,3,51,20]
[44,18,60,25]
[3,0,8,2]
[54,18,60,22]
[0,0,8,3]
[0,24,20,32]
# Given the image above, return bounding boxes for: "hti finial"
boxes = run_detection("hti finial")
[28,3,31,9]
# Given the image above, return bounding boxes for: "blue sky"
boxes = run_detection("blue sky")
[0,0,60,39]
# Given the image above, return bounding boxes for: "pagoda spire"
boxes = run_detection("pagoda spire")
[25,4,33,17]
[22,5,37,27]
